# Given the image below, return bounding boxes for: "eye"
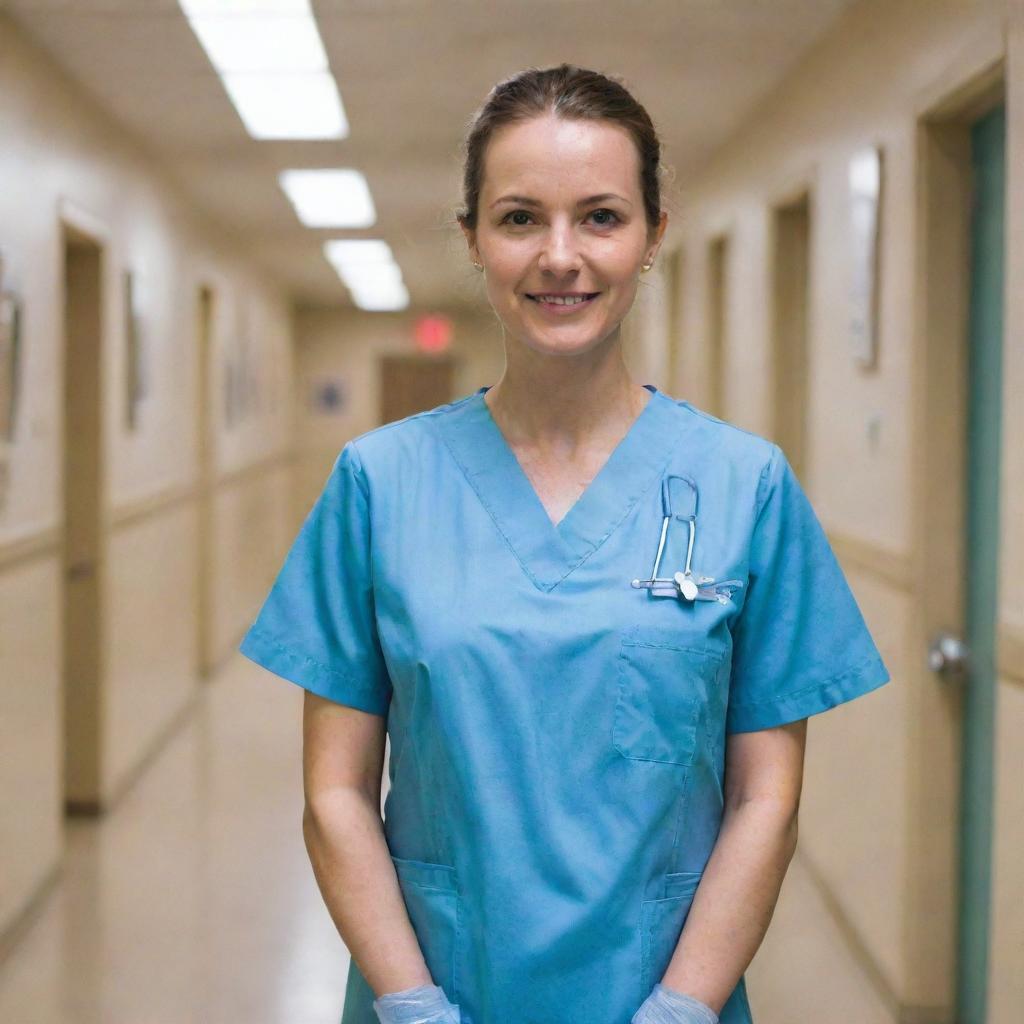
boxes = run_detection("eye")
[499,208,622,228]
[588,208,621,227]
[501,210,535,227]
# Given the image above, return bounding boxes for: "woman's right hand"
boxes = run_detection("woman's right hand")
[631,982,720,1024]
[372,982,462,1024]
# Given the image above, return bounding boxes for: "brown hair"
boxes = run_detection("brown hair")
[456,63,665,234]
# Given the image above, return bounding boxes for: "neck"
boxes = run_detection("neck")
[483,348,651,452]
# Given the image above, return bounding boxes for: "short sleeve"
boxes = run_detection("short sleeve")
[239,441,393,716]
[726,444,890,734]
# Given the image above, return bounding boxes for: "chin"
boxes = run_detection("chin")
[519,334,609,358]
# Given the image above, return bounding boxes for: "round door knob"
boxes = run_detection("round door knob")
[927,631,970,676]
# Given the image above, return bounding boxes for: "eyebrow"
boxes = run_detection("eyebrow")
[490,193,632,209]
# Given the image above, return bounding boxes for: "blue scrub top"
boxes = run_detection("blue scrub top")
[239,384,890,1024]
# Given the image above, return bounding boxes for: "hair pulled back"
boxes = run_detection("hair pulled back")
[456,64,664,233]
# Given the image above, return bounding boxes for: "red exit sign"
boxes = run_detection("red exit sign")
[414,314,453,353]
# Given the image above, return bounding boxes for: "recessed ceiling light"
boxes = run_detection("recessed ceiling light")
[350,283,410,312]
[322,241,408,310]
[180,0,347,140]
[180,1,314,23]
[279,169,376,227]
[187,14,327,74]
[337,263,404,291]
[323,239,395,266]
[223,73,347,140]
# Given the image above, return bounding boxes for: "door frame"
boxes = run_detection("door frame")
[195,284,215,679]
[958,99,1006,1024]
[704,231,730,419]
[663,246,685,397]
[767,182,813,476]
[58,198,110,815]
[911,51,1005,1017]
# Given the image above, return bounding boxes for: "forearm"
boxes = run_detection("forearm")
[303,787,432,997]
[660,798,799,1014]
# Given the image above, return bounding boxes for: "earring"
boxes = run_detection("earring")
[641,261,654,273]
[473,262,484,272]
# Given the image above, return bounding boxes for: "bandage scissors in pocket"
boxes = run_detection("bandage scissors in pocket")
[631,474,744,604]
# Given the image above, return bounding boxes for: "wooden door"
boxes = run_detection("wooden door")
[379,355,457,425]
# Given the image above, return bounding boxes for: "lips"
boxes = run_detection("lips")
[525,292,601,311]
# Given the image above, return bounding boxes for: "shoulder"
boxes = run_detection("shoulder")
[657,391,778,501]
[338,390,480,481]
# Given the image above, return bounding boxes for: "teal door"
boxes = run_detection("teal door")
[957,102,1005,1024]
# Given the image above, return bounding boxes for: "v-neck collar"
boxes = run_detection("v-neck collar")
[436,383,684,592]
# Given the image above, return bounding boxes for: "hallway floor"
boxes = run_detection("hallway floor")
[0,655,894,1024]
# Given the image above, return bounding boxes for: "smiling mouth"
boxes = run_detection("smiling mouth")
[525,292,601,307]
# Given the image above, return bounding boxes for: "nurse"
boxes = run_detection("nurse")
[240,64,890,1024]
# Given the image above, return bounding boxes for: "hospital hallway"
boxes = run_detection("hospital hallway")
[1,1,1023,1023]
[0,652,897,1024]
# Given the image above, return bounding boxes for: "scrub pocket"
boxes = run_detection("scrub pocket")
[390,855,461,999]
[614,630,724,766]
[640,871,702,995]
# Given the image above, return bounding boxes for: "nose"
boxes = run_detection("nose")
[537,217,581,277]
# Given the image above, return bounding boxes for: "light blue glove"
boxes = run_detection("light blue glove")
[631,982,720,1024]
[372,982,461,1024]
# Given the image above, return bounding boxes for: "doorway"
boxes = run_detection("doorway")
[770,192,811,478]
[917,69,1005,1023]
[195,285,215,679]
[192,284,215,675]
[378,355,456,425]
[956,100,1005,1024]
[664,247,685,398]
[61,225,105,815]
[705,234,728,419]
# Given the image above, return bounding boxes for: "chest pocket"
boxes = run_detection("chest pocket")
[613,628,726,767]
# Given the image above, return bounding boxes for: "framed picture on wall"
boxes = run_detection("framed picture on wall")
[224,301,244,429]
[223,346,236,429]
[239,299,261,419]
[223,295,262,429]
[309,376,347,414]
[848,145,884,370]
[123,269,149,430]
[0,251,24,446]
[0,249,23,517]
[0,289,23,444]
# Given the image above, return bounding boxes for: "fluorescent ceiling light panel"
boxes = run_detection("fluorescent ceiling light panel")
[337,264,404,291]
[181,0,323,72]
[187,16,327,73]
[180,0,347,140]
[224,73,347,140]
[324,239,395,266]
[180,1,313,23]
[351,284,410,312]
[348,278,407,300]
[280,170,375,227]
[322,241,408,311]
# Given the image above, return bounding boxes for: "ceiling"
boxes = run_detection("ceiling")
[1,0,856,310]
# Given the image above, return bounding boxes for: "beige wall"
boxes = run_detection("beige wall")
[208,463,295,669]
[661,1,1019,1021]
[0,16,294,941]
[292,307,504,517]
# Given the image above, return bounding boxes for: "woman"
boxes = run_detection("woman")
[240,64,890,1024]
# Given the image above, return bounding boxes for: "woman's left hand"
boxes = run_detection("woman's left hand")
[631,983,720,1024]
[372,983,461,1024]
